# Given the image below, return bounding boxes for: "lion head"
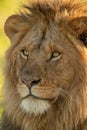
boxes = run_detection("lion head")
[2,0,87,130]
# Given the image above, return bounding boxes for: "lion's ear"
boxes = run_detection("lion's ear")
[70,17,87,47]
[4,15,29,41]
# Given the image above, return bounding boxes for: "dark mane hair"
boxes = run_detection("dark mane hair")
[20,0,87,21]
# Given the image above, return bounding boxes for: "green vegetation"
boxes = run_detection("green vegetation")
[0,0,25,117]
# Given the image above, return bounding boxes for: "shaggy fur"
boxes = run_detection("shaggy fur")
[1,0,87,130]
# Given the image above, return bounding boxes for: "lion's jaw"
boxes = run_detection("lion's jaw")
[17,83,51,115]
[17,80,58,115]
[20,97,50,116]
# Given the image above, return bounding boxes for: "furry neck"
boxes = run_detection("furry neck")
[4,84,85,130]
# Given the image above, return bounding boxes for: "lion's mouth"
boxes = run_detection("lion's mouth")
[17,81,58,102]
[22,94,54,101]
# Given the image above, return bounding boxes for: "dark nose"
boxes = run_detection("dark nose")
[21,77,41,88]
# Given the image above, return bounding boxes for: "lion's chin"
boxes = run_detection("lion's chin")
[20,96,51,116]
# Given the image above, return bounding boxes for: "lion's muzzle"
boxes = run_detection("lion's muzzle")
[20,77,58,101]
[21,77,41,89]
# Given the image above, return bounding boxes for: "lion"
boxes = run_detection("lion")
[1,0,87,130]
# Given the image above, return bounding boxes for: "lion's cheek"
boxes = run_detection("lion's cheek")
[17,84,29,98]
[31,86,58,100]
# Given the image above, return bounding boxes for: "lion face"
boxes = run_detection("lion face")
[6,23,83,115]
[4,2,87,116]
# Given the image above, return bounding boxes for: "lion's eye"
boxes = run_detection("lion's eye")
[21,50,29,59]
[51,51,62,60]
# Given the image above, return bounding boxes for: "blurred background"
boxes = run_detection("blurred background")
[0,0,25,117]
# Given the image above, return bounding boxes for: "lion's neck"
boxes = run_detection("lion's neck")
[3,81,86,130]
[5,93,85,130]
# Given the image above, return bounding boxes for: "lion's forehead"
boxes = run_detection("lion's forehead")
[18,25,71,53]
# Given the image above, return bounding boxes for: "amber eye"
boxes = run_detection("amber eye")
[21,50,29,59]
[51,51,62,60]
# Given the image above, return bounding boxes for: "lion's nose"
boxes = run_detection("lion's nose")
[21,78,41,88]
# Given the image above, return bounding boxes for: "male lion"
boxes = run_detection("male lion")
[1,0,87,130]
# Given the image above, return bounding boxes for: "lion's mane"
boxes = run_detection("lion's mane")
[1,0,87,130]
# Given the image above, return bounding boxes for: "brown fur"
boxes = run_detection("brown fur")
[1,0,87,130]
